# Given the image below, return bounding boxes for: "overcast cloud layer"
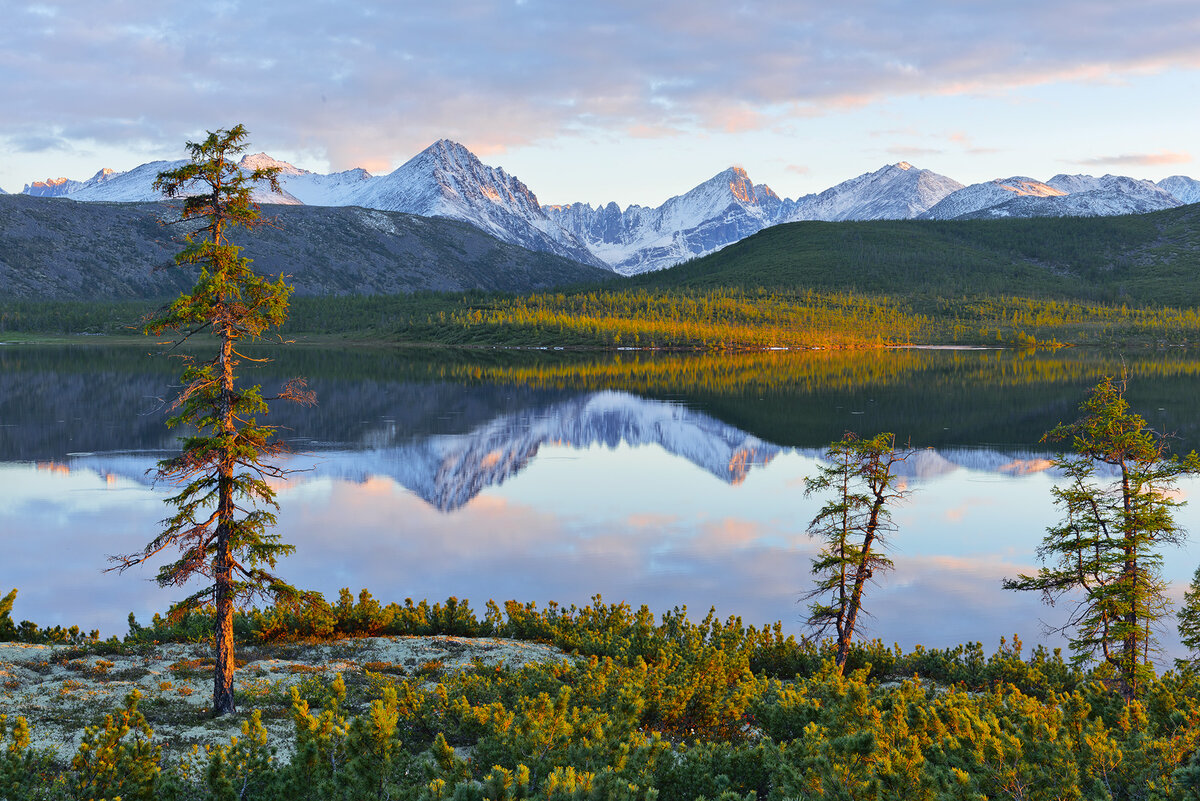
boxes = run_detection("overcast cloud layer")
[3,1,1199,197]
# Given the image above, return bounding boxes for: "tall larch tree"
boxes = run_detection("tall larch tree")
[1005,376,1199,700]
[803,432,912,673]
[111,125,315,716]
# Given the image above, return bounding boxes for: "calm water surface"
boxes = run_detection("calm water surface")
[4,344,1200,661]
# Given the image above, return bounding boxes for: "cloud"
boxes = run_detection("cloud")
[7,131,73,153]
[3,1,1199,172]
[1076,151,1193,167]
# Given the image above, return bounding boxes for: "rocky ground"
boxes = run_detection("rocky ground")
[0,635,572,762]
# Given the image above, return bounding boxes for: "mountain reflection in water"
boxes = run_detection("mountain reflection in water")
[69,390,781,511]
[62,388,1079,514]
[4,345,1200,663]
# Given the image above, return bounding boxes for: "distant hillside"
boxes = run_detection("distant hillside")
[632,203,1200,307]
[0,195,613,300]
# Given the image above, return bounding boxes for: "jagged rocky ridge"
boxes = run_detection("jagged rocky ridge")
[544,167,785,275]
[20,141,1200,276]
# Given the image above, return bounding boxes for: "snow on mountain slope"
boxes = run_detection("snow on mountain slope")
[922,173,1181,220]
[545,166,783,275]
[782,162,964,222]
[238,152,308,177]
[16,140,1200,273]
[61,158,304,205]
[1045,174,1180,209]
[347,139,606,268]
[56,161,183,201]
[1160,175,1200,204]
[920,177,1066,220]
[958,188,1182,220]
[283,168,375,205]
[237,153,374,205]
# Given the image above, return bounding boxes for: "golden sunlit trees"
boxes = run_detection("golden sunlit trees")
[111,125,315,716]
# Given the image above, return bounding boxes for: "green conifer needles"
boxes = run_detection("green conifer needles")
[804,432,912,672]
[1005,376,1200,699]
[112,125,315,716]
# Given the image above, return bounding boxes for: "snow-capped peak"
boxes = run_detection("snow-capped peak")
[783,162,963,222]
[1159,175,1200,204]
[545,163,785,275]
[921,176,1066,219]
[238,152,309,176]
[14,139,1200,276]
[926,172,1182,220]
[345,139,607,268]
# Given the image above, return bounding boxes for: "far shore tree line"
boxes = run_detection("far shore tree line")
[11,125,1198,718]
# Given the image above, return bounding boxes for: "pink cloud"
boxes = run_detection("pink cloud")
[1077,151,1193,167]
[7,1,1200,181]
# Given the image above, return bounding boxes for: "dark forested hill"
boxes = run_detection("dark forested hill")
[0,195,614,299]
[632,203,1200,307]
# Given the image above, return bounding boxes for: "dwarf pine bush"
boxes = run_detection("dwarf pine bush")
[12,591,1200,799]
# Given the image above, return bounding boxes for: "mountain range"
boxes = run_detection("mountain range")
[0,194,611,299]
[14,140,1200,276]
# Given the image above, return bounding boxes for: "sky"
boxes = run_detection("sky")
[2,0,1199,207]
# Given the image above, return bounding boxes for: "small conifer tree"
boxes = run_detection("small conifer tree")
[803,432,912,672]
[1177,564,1200,668]
[111,125,315,716]
[1005,376,1199,699]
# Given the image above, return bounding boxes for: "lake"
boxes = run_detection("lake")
[4,343,1200,662]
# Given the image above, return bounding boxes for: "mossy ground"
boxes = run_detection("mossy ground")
[0,635,570,763]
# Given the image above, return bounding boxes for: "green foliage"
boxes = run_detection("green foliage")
[0,298,154,335]
[8,202,1200,347]
[202,710,276,801]
[1005,376,1200,699]
[634,205,1200,307]
[16,589,1200,798]
[109,125,316,716]
[70,690,161,801]
[1180,565,1200,668]
[1,713,50,801]
[276,673,352,799]
[0,588,101,645]
[336,286,1200,349]
[9,281,1200,348]
[803,433,912,671]
[0,588,15,641]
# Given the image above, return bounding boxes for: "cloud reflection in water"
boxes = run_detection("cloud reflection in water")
[5,384,1200,667]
